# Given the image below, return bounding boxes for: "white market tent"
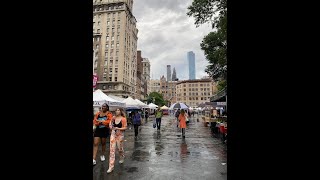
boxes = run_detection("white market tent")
[160,105,169,110]
[148,103,158,109]
[134,99,149,108]
[108,94,126,102]
[121,97,141,109]
[93,89,125,108]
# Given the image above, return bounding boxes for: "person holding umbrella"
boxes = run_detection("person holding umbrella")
[178,109,188,138]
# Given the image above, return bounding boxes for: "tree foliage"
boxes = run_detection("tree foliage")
[147,92,165,106]
[187,0,227,85]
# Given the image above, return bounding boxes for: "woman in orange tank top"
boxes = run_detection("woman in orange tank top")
[178,109,188,138]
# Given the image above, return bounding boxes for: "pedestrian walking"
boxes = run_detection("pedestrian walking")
[145,110,149,122]
[93,103,113,165]
[175,109,180,127]
[107,108,127,173]
[155,107,163,130]
[178,109,188,138]
[133,111,141,139]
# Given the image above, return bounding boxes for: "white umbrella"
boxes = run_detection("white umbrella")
[169,102,188,110]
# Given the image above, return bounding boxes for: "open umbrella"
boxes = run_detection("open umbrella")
[169,102,188,110]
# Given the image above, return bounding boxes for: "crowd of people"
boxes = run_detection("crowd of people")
[93,104,194,173]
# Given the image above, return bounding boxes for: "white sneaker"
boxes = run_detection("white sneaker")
[119,157,124,164]
[107,167,114,173]
[100,155,105,161]
[93,159,96,165]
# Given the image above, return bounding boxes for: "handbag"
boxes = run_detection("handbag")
[185,114,189,123]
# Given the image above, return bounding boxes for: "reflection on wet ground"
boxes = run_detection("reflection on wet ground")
[93,114,227,180]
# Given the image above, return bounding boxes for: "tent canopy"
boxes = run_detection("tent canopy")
[160,105,169,110]
[93,89,125,107]
[121,97,141,109]
[148,103,158,109]
[135,99,149,108]
[108,94,126,102]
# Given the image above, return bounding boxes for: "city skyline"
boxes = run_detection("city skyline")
[133,0,212,80]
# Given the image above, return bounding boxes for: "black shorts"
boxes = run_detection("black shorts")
[93,127,110,138]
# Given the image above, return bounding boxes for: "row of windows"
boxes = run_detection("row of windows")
[94,12,120,20]
[93,4,123,12]
[177,88,211,92]
[93,0,123,3]
[177,92,211,96]
[178,83,211,88]
[177,97,210,101]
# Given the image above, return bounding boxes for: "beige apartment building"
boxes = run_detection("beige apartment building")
[176,79,218,108]
[142,58,151,95]
[93,0,138,98]
[150,79,160,93]
[160,76,177,106]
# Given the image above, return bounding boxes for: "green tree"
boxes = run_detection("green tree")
[187,0,227,86]
[216,79,227,91]
[147,92,165,106]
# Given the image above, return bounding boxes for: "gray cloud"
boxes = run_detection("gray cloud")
[133,0,213,80]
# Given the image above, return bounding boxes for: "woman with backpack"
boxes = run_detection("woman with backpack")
[92,103,113,165]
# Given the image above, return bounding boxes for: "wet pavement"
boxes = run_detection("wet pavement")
[93,114,227,180]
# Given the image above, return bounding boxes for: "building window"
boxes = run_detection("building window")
[107,21,110,25]
[106,44,109,48]
[103,85,106,90]
[98,21,100,26]
[105,60,108,65]
[109,77,112,81]
[115,77,117,82]
[116,43,119,47]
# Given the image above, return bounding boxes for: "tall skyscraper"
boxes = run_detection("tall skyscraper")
[172,67,177,81]
[93,0,138,97]
[187,51,196,80]
[167,65,171,81]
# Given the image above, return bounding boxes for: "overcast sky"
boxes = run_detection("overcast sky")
[132,0,212,80]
